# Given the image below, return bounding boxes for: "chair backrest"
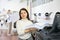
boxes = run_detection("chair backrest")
[14,22,16,28]
[56,12,60,30]
[49,12,60,33]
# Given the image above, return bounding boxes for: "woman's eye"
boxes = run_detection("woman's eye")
[24,12,26,14]
[21,13,23,14]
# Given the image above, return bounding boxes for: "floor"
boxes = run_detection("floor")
[0,29,19,40]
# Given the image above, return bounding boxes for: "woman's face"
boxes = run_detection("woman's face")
[21,10,27,19]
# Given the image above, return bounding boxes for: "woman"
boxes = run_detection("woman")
[16,8,34,40]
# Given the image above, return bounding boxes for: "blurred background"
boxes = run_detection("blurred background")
[0,0,60,40]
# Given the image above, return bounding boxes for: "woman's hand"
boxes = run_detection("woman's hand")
[24,27,38,33]
[29,27,38,32]
[24,29,31,33]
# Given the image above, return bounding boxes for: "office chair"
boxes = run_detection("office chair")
[12,21,17,36]
[48,12,60,40]
[35,12,60,40]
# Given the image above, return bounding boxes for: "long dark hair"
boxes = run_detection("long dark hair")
[19,8,30,20]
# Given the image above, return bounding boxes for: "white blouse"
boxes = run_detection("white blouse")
[16,19,33,39]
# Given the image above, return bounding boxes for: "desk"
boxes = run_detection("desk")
[0,29,19,40]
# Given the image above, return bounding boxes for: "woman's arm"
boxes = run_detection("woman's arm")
[24,27,38,33]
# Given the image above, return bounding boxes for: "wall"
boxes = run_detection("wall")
[0,0,27,11]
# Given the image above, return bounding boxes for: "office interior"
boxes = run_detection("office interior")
[0,0,60,40]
